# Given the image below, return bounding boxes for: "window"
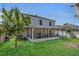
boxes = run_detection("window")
[39,20,42,25]
[49,21,52,26]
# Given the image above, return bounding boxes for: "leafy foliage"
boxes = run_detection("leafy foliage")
[1,7,30,47]
[66,27,72,33]
[1,7,30,36]
[75,3,79,7]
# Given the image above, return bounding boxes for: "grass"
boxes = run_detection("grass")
[0,37,79,56]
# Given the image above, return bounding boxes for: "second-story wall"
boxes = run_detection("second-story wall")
[29,15,55,28]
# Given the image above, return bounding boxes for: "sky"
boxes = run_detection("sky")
[0,3,79,25]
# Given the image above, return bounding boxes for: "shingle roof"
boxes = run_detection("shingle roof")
[64,23,79,27]
[64,23,79,30]
[21,13,56,22]
[55,25,65,30]
[55,24,79,31]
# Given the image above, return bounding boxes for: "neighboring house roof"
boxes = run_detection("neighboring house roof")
[55,23,79,31]
[64,23,79,30]
[21,13,56,22]
[64,23,79,27]
[55,25,65,30]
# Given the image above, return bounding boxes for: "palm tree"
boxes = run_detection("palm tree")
[1,7,13,42]
[73,3,79,18]
[1,7,30,48]
[12,7,30,48]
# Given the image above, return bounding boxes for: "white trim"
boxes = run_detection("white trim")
[30,37,59,42]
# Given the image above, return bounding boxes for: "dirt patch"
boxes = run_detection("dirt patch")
[64,42,79,49]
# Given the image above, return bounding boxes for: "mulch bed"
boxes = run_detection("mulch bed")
[64,42,79,49]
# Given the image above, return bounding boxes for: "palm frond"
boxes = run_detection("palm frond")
[1,7,7,16]
[8,9,13,18]
[23,15,31,25]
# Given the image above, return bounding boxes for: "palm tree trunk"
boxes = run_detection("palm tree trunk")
[15,36,18,48]
[0,35,1,42]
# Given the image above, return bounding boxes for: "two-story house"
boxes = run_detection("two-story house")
[21,14,57,41]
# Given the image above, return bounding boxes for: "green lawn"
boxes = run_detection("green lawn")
[0,38,79,56]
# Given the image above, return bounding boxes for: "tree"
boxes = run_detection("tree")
[1,7,30,48]
[65,26,75,38]
[73,3,79,18]
[66,27,72,33]
[0,7,14,42]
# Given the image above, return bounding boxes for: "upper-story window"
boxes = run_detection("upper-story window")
[49,21,52,26]
[39,20,42,25]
